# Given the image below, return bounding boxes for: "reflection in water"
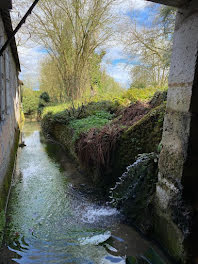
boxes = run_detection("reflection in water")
[1,122,168,264]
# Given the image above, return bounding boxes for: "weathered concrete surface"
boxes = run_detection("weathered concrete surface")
[0,11,20,229]
[146,0,190,8]
[154,1,198,262]
[0,0,12,9]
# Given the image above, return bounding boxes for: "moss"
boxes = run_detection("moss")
[53,124,77,160]
[149,91,167,108]
[19,109,25,130]
[0,128,20,247]
[0,210,6,246]
[111,104,166,180]
[110,153,159,233]
[0,128,20,207]
[154,211,185,263]
[69,111,113,142]
[153,183,192,263]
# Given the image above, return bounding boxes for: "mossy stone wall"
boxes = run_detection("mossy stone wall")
[42,104,165,190]
[52,124,77,160]
[0,128,20,246]
[111,104,166,181]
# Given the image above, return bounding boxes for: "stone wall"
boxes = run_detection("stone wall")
[0,14,20,214]
[154,2,198,263]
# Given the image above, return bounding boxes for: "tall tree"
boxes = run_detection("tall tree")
[40,56,65,102]
[40,50,123,103]
[122,5,176,88]
[27,0,117,100]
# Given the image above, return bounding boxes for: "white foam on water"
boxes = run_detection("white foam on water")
[104,243,118,253]
[78,231,111,245]
[82,206,119,224]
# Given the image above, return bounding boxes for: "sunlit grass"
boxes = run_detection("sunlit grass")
[42,86,168,117]
[123,86,168,102]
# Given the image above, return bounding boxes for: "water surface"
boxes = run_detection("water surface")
[1,122,168,264]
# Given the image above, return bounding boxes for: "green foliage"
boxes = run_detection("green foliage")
[40,49,123,104]
[95,71,124,98]
[36,0,119,101]
[43,99,120,118]
[38,92,51,117]
[80,101,118,116]
[42,103,70,116]
[22,86,52,118]
[0,210,6,246]
[22,87,41,116]
[123,86,167,102]
[69,111,113,141]
[40,92,50,103]
[41,101,116,141]
[41,93,166,192]
[42,86,167,122]
[41,88,167,153]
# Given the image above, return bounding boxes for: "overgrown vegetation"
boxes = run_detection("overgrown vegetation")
[69,111,114,142]
[42,85,167,117]
[42,90,167,187]
[40,52,124,103]
[18,0,171,201]
[42,100,118,135]
[22,86,51,119]
[22,86,41,118]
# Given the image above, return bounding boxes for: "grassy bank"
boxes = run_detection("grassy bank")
[41,88,167,188]
[42,86,167,117]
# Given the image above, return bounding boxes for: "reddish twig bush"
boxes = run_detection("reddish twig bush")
[76,102,150,171]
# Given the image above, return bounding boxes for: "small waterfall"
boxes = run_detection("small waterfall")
[109,153,158,233]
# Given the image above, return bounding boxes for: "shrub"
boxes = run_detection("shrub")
[40,92,50,103]
[123,86,167,102]
[22,88,41,117]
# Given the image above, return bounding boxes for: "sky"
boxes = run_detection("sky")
[11,0,156,89]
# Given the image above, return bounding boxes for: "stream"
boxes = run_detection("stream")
[1,122,168,264]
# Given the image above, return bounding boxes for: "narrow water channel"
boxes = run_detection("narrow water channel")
[1,123,168,264]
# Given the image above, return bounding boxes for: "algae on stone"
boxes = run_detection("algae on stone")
[109,153,158,233]
[0,128,20,247]
[0,210,6,246]
[111,104,165,180]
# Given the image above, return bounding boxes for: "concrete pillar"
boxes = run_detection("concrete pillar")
[155,1,198,262]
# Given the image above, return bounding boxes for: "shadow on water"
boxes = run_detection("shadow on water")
[0,122,169,264]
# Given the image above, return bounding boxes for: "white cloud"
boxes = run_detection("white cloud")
[18,43,46,87]
[100,44,132,88]
[104,45,126,61]
[105,62,132,88]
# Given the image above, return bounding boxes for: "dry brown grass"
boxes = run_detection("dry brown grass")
[76,102,150,171]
